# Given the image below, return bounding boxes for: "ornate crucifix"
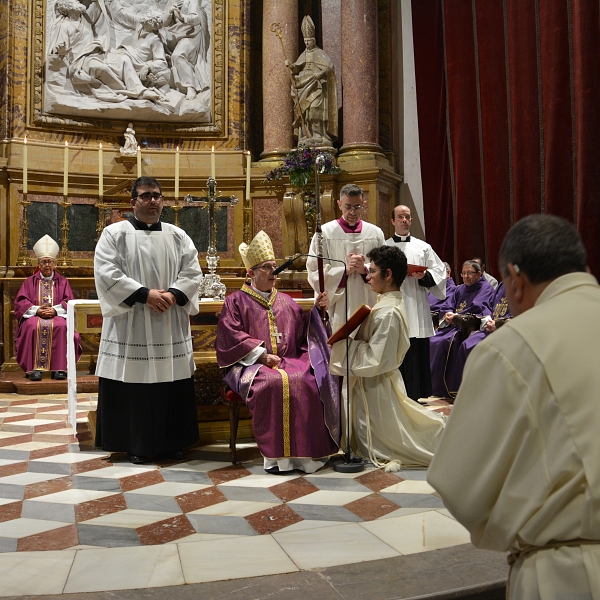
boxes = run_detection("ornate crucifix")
[185,176,238,300]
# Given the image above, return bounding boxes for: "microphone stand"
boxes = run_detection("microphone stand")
[272,253,364,473]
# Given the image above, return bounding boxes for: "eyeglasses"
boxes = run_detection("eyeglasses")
[255,263,277,272]
[39,259,55,266]
[342,204,363,212]
[394,215,412,221]
[135,192,164,203]
[461,271,478,277]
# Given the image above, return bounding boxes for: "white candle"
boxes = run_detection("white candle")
[245,151,251,200]
[23,137,27,195]
[63,141,69,196]
[137,146,142,178]
[175,146,180,199]
[211,145,215,179]
[98,143,103,198]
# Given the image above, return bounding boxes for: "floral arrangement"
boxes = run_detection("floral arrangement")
[262,145,341,189]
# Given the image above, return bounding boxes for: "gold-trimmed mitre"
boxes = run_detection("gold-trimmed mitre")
[33,235,59,260]
[239,230,275,270]
[301,15,315,38]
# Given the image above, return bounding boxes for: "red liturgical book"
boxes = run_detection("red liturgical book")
[408,264,428,275]
[327,304,372,345]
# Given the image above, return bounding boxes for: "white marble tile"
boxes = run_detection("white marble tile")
[276,519,349,533]
[305,466,378,479]
[33,427,75,435]
[436,508,457,520]
[25,489,116,504]
[82,509,175,529]
[188,500,279,517]
[0,459,24,467]
[0,431,26,440]
[219,473,300,488]
[30,451,109,464]
[167,532,245,544]
[0,550,76,596]
[161,459,227,473]
[0,498,20,506]
[64,545,184,593]
[360,510,471,554]
[0,472,66,485]
[273,522,399,569]
[179,535,298,584]
[0,517,71,538]
[6,418,69,427]
[75,465,157,479]
[287,489,371,506]
[379,480,436,494]
[125,481,212,496]
[1,411,34,418]
[378,507,436,519]
[0,442,65,451]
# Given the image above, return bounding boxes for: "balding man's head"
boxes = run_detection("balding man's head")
[391,205,412,236]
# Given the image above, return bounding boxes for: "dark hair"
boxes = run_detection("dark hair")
[367,245,408,288]
[499,214,587,284]
[462,260,481,273]
[472,256,485,268]
[132,176,162,198]
[339,183,364,200]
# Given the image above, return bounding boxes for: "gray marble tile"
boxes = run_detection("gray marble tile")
[186,514,258,536]
[77,524,141,548]
[380,493,445,509]
[71,476,121,492]
[0,484,25,500]
[0,538,18,552]
[160,470,213,485]
[22,501,75,523]
[28,461,72,475]
[0,449,32,461]
[124,493,182,514]
[287,504,362,523]
[218,486,281,504]
[303,477,371,493]
[397,469,429,481]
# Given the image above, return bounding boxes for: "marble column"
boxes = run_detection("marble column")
[340,0,383,155]
[261,0,298,161]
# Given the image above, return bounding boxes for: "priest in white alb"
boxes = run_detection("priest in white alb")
[93,176,202,464]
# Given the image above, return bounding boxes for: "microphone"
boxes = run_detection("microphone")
[272,256,299,276]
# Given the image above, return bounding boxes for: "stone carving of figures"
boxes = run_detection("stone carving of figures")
[49,0,166,103]
[164,0,210,101]
[120,122,138,156]
[286,16,338,147]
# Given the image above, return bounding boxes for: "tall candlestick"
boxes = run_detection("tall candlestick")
[98,143,103,198]
[23,137,28,195]
[63,141,69,196]
[137,146,142,178]
[211,146,215,179]
[246,151,252,200]
[175,146,180,199]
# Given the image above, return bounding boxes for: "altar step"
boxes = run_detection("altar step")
[0,371,98,395]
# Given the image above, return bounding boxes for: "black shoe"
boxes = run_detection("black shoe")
[29,371,42,381]
[127,453,146,464]
[52,371,67,380]
[265,466,294,475]
[167,449,186,460]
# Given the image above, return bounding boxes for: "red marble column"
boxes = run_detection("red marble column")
[261,0,298,160]
[340,0,382,154]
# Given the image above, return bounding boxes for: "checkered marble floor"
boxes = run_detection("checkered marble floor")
[0,392,468,597]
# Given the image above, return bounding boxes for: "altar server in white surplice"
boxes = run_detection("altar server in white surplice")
[385,205,446,401]
[428,215,600,599]
[94,176,202,465]
[307,184,385,335]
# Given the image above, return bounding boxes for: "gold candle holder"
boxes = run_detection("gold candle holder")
[16,194,32,266]
[173,197,181,228]
[56,196,73,267]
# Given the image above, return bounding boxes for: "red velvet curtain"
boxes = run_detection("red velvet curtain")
[412,0,600,278]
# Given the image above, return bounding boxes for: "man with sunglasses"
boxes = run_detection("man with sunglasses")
[307,184,385,336]
[216,231,340,474]
[94,176,202,464]
[14,235,82,381]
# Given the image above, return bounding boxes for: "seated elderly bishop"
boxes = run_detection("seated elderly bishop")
[14,235,82,381]
[215,231,340,474]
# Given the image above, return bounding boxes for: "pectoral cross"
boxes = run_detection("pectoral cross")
[273,325,283,344]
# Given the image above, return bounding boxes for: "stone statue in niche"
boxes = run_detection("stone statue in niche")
[120,122,138,155]
[44,0,212,122]
[286,16,338,148]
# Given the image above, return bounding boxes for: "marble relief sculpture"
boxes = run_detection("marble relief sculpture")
[44,0,212,121]
[286,16,337,148]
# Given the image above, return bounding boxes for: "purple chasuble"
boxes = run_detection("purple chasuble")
[429,278,457,313]
[429,277,495,397]
[14,271,82,372]
[448,282,512,392]
[216,285,340,460]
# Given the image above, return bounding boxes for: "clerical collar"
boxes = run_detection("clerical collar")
[129,216,162,231]
[337,217,362,233]
[250,284,273,300]
[393,234,411,243]
[40,272,54,281]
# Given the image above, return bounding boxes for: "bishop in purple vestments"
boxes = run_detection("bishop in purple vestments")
[216,231,340,474]
[14,242,81,379]
[429,260,495,398]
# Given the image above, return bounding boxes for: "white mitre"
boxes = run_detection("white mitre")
[239,230,275,270]
[33,235,59,260]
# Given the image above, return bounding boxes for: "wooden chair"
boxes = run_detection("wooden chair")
[219,386,245,464]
